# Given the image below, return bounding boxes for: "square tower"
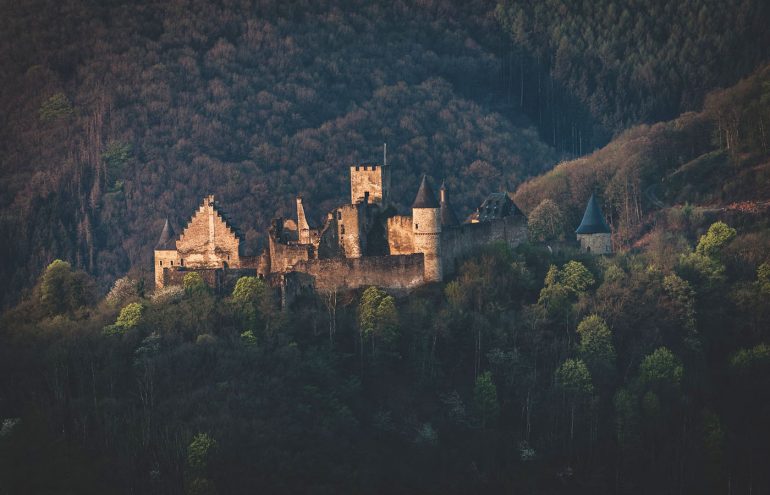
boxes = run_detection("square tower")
[350,163,390,206]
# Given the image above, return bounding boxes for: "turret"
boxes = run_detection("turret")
[296,196,311,245]
[412,175,442,282]
[575,193,612,254]
[154,218,178,288]
[439,181,459,227]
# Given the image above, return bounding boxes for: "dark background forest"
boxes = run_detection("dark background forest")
[1,0,770,493]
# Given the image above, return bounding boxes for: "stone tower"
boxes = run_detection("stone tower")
[350,162,390,206]
[412,175,442,282]
[154,218,178,288]
[575,193,612,254]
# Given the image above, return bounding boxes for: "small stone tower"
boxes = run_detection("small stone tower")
[350,162,390,207]
[412,176,442,282]
[154,218,178,288]
[575,193,612,254]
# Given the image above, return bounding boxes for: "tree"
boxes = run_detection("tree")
[186,433,218,495]
[555,358,594,443]
[474,371,500,429]
[184,272,207,294]
[757,262,770,294]
[527,198,565,242]
[39,92,73,121]
[560,261,595,294]
[695,221,736,258]
[232,276,266,302]
[576,314,615,387]
[639,347,683,390]
[39,259,94,316]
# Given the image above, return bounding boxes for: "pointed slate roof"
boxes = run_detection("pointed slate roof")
[439,182,459,226]
[575,193,611,234]
[155,218,177,250]
[412,175,439,208]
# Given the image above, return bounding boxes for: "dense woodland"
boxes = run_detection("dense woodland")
[2,0,770,493]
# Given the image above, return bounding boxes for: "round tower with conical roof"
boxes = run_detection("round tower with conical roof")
[412,176,442,282]
[575,193,612,254]
[154,218,179,287]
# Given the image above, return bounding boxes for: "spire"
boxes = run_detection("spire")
[412,175,439,209]
[155,218,176,250]
[439,181,459,226]
[575,193,611,234]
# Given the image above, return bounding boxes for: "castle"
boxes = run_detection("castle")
[154,162,529,296]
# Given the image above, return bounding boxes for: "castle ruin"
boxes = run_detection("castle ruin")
[154,162,528,296]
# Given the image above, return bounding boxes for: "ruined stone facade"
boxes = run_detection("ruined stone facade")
[154,164,528,296]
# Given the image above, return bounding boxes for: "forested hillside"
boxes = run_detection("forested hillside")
[497,0,770,129]
[1,0,769,308]
[0,0,562,308]
[2,219,769,493]
[514,63,770,249]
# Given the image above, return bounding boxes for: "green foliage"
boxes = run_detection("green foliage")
[39,259,93,316]
[576,314,615,384]
[696,222,737,257]
[662,274,697,332]
[474,371,500,429]
[187,433,217,472]
[757,262,770,294]
[729,343,770,372]
[184,272,207,294]
[527,198,565,242]
[677,251,726,288]
[561,261,595,294]
[232,276,266,302]
[240,330,257,347]
[639,347,683,388]
[359,287,387,337]
[555,358,594,398]
[38,92,73,121]
[116,302,143,329]
[102,141,132,188]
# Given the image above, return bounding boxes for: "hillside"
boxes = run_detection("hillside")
[515,63,770,253]
[0,0,564,309]
[497,0,770,129]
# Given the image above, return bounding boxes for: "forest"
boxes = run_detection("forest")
[2,0,770,493]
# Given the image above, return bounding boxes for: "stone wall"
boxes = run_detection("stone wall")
[387,215,414,255]
[337,203,365,258]
[176,195,240,269]
[292,254,425,293]
[577,233,612,254]
[162,267,258,293]
[268,237,313,272]
[154,249,179,288]
[440,216,527,276]
[350,164,389,206]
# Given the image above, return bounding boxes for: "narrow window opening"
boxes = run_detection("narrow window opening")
[170,260,174,266]
[416,224,419,230]
[159,260,163,266]
[341,225,346,235]
[181,259,184,266]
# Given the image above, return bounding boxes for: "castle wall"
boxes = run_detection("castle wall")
[412,207,442,282]
[162,267,258,293]
[350,164,389,206]
[387,215,414,255]
[292,254,425,293]
[577,233,612,254]
[337,203,365,258]
[176,196,240,269]
[440,215,527,276]
[154,249,179,288]
[268,236,313,272]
